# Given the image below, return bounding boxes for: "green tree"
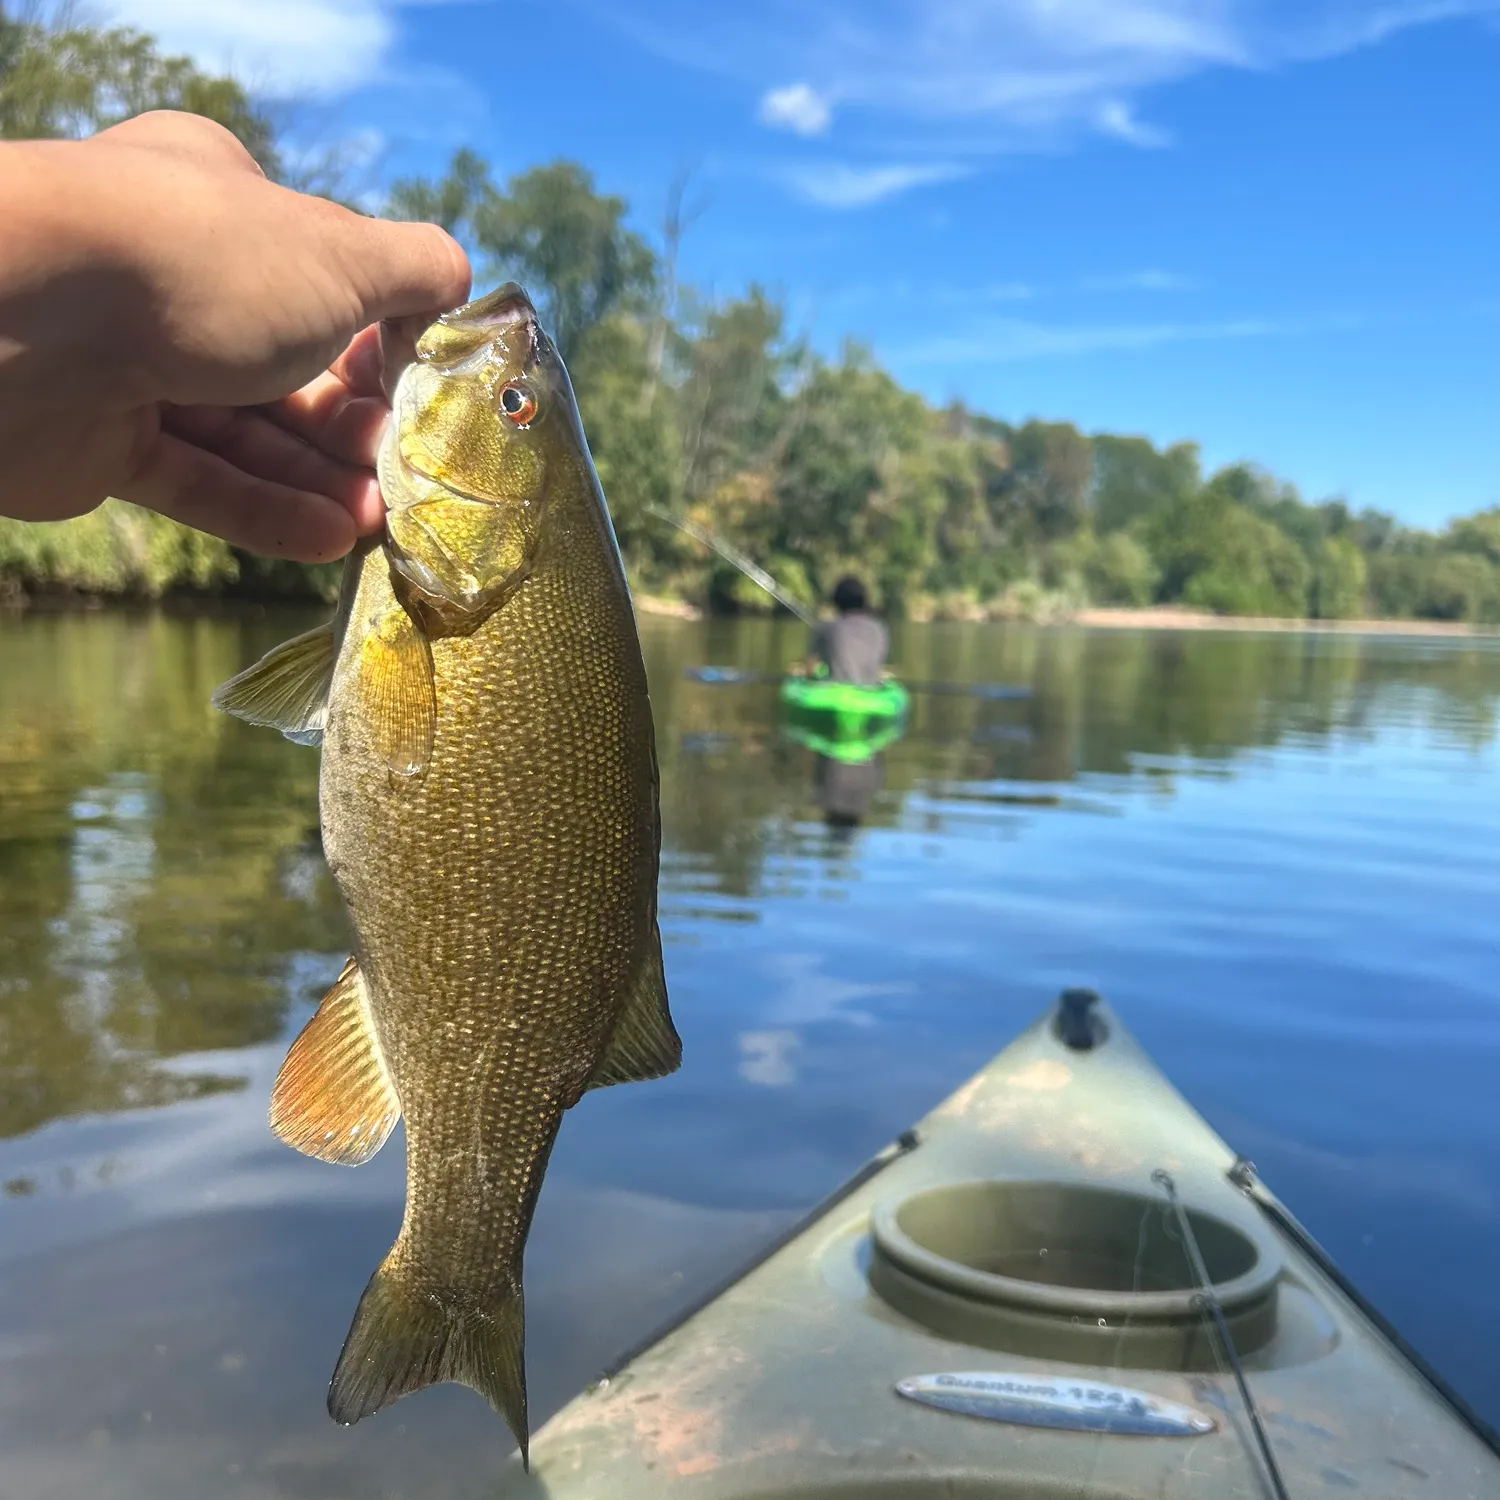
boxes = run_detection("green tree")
[567,315,680,583]
[1446,507,1500,568]
[1001,420,1094,542]
[1310,535,1368,619]
[1152,493,1310,617]
[1091,435,1200,533]
[0,4,277,170]
[1075,530,1160,606]
[1413,553,1499,623]
[764,347,930,604]
[674,288,793,505]
[387,146,490,235]
[470,161,656,358]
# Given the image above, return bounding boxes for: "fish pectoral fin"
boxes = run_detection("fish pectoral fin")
[269,957,400,1165]
[210,620,335,745]
[359,604,436,777]
[585,928,682,1091]
[330,1254,530,1465]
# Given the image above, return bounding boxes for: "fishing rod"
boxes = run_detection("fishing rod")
[647,507,816,626]
[648,508,1031,703]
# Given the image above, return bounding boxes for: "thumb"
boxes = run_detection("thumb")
[338,215,473,327]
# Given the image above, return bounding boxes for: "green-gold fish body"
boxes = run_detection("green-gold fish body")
[212,284,680,1463]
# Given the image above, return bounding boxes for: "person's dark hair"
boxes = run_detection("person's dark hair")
[831,575,868,613]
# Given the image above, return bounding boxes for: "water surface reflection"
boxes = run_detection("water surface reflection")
[1,610,1497,1496]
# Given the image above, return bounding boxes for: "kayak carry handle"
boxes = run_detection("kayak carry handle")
[1055,987,1104,1051]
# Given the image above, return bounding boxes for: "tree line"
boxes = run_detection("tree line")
[3,7,1498,624]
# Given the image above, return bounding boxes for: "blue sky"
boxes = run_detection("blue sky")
[108,1,1499,526]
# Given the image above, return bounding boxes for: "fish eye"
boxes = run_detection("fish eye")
[500,384,538,426]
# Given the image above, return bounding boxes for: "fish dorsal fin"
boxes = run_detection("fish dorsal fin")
[211,621,336,745]
[586,929,682,1091]
[270,957,401,1165]
[359,605,436,777]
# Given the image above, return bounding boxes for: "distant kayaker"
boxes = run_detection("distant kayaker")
[800,575,889,686]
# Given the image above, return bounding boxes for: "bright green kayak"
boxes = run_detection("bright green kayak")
[497,992,1499,1498]
[780,674,910,720]
[779,675,910,764]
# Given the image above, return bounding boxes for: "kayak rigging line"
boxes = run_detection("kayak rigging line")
[646,506,818,625]
[1227,1156,1500,1460]
[1152,1169,1291,1500]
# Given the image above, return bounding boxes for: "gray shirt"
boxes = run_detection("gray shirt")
[810,611,889,686]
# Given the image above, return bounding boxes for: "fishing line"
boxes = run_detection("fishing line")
[1153,1170,1292,1500]
[650,509,1034,702]
[646,507,817,625]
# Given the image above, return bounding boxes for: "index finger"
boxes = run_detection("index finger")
[263,325,389,471]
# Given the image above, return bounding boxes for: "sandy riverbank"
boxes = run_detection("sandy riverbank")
[632,592,1497,637]
[633,593,705,620]
[1067,606,1499,637]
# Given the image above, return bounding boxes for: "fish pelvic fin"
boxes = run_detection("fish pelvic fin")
[329,1252,530,1466]
[585,925,682,1092]
[210,620,335,746]
[269,958,400,1165]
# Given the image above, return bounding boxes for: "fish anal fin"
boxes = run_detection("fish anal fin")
[329,1253,530,1465]
[586,928,681,1091]
[359,605,436,777]
[270,957,400,1166]
[211,621,335,744]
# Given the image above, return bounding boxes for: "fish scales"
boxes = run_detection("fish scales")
[210,283,680,1466]
[324,506,652,1273]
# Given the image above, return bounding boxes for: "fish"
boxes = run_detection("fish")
[211,283,680,1464]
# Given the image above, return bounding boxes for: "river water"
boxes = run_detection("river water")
[1,609,1496,1497]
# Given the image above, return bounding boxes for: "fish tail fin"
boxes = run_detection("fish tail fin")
[329,1250,529,1465]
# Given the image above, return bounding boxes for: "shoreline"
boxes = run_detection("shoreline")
[4,589,1496,639]
[1064,606,1500,638]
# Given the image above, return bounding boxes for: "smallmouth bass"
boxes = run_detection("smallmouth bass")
[212,284,680,1464]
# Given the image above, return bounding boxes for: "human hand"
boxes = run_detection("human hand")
[0,111,471,561]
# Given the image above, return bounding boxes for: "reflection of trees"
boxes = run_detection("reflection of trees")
[643,615,1500,903]
[2,611,1495,1139]
[0,612,350,1140]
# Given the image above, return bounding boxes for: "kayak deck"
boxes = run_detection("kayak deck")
[498,995,1498,1497]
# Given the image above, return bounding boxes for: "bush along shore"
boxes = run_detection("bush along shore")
[4,9,1500,627]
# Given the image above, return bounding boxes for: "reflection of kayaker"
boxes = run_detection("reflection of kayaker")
[798,575,888,686]
[814,752,882,833]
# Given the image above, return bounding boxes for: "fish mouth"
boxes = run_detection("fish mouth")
[451,282,536,329]
[381,284,540,401]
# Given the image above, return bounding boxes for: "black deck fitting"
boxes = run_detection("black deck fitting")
[1056,987,1103,1050]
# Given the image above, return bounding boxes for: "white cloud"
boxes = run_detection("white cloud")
[781,159,968,208]
[984,280,1038,302]
[900,314,1297,364]
[1098,99,1172,149]
[599,0,1500,154]
[759,81,833,135]
[737,1030,801,1086]
[1082,269,1195,292]
[104,0,393,97]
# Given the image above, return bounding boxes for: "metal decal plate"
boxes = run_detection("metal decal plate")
[895,1372,1217,1437]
